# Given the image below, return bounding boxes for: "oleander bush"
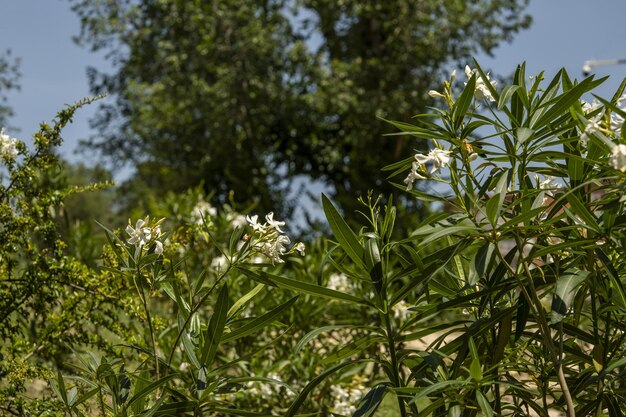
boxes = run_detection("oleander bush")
[4,61,626,416]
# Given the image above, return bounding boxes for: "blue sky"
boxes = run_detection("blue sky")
[1,0,625,167]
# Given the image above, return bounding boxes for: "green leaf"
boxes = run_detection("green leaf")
[564,192,600,232]
[468,338,482,381]
[417,224,478,247]
[485,170,510,225]
[126,374,177,408]
[453,74,476,129]
[552,270,589,322]
[320,335,383,365]
[530,75,607,129]
[238,268,366,306]
[295,325,371,354]
[353,384,388,417]
[178,313,201,369]
[394,380,467,404]
[201,283,229,366]
[228,283,264,319]
[285,360,365,417]
[596,248,626,309]
[498,85,520,110]
[364,238,383,293]
[476,391,494,417]
[322,194,365,268]
[222,296,298,343]
[516,127,534,144]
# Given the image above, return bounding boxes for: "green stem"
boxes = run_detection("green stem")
[138,277,160,380]
[383,311,407,417]
[166,267,230,368]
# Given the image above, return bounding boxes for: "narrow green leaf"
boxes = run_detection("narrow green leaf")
[476,391,494,417]
[322,194,365,268]
[286,360,364,417]
[126,374,176,408]
[485,170,510,225]
[468,338,482,381]
[530,75,607,129]
[394,380,467,404]
[320,335,382,365]
[418,225,478,247]
[564,192,600,232]
[238,268,366,306]
[228,283,263,319]
[453,74,476,129]
[178,313,201,370]
[201,283,229,366]
[353,384,388,417]
[222,296,298,343]
[365,238,383,293]
[596,248,626,309]
[295,325,369,354]
[498,85,520,110]
[552,270,589,322]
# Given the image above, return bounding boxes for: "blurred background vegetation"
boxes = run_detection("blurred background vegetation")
[62,0,530,230]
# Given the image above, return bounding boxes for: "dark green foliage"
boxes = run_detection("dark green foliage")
[70,0,531,222]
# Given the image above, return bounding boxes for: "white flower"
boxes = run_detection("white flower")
[537,175,562,192]
[154,240,164,255]
[294,242,305,256]
[0,128,18,160]
[247,212,302,263]
[211,254,230,270]
[464,65,497,102]
[327,273,353,293]
[191,201,217,225]
[246,214,265,232]
[580,117,601,146]
[265,212,285,233]
[126,218,152,246]
[404,161,427,190]
[610,144,626,172]
[428,89,444,98]
[414,148,452,174]
[329,380,366,416]
[227,212,247,229]
[581,99,601,114]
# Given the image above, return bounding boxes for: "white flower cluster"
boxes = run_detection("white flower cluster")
[246,212,305,264]
[329,379,366,416]
[246,373,281,399]
[464,65,497,102]
[579,97,626,172]
[535,174,564,205]
[580,98,605,146]
[610,144,626,173]
[126,216,165,255]
[0,128,18,161]
[327,273,354,293]
[190,200,217,225]
[404,148,452,190]
[226,211,247,229]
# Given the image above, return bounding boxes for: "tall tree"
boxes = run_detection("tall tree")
[71,0,531,220]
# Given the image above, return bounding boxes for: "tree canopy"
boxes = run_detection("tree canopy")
[71,0,531,221]
[0,50,20,128]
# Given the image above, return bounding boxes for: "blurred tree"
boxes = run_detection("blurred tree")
[70,0,531,222]
[0,50,20,128]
